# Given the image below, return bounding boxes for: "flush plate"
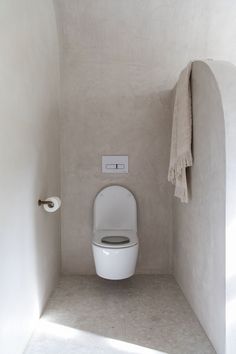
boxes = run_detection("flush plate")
[102,156,128,173]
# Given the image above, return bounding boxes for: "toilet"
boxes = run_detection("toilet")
[92,185,139,280]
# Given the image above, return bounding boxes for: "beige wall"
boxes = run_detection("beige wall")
[0,1,60,353]
[173,60,236,354]
[55,0,236,275]
[56,0,175,274]
[173,61,226,354]
[208,61,236,354]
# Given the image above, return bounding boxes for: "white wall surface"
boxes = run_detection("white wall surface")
[54,0,236,275]
[0,1,60,353]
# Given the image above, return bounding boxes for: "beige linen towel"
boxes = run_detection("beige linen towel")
[168,62,193,203]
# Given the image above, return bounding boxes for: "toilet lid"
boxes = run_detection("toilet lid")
[101,236,130,245]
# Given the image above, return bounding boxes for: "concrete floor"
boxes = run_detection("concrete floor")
[25,275,216,354]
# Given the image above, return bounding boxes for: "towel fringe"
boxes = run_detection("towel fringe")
[168,151,192,184]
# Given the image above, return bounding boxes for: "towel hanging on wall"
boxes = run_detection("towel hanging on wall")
[168,62,193,203]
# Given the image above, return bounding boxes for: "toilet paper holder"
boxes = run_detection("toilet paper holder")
[38,199,54,208]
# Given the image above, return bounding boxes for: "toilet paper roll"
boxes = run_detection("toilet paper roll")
[43,197,61,213]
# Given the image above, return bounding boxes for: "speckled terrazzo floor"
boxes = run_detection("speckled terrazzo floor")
[25,275,216,354]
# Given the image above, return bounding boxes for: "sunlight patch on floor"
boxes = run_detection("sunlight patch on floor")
[25,319,167,354]
[37,319,80,339]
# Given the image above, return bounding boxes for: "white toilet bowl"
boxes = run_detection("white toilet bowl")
[92,186,139,280]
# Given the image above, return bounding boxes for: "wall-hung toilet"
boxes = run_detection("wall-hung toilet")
[92,185,139,280]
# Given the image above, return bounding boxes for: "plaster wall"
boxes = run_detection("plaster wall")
[173,61,236,354]
[0,1,60,353]
[55,0,236,274]
[207,61,236,354]
[173,61,226,353]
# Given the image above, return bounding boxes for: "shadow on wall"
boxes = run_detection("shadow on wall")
[226,218,236,334]
[32,137,60,314]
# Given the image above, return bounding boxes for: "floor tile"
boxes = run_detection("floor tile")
[25,275,216,354]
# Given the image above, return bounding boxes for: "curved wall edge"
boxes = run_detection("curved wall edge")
[206,60,236,354]
[173,59,227,354]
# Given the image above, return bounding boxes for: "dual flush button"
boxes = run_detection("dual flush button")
[102,156,128,173]
[106,163,125,170]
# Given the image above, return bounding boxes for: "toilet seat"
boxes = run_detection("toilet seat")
[101,236,130,245]
[92,230,138,249]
